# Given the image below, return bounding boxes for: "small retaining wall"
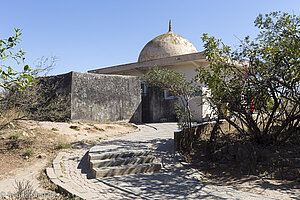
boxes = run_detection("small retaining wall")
[174,120,230,152]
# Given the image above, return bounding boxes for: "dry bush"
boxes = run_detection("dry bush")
[14,180,37,199]
[0,57,70,123]
[0,77,70,122]
[0,107,26,129]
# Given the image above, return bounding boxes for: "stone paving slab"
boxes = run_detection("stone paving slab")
[93,162,161,178]
[48,123,278,200]
[90,156,156,168]
[89,150,152,161]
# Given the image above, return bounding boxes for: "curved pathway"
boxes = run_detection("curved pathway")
[47,123,276,200]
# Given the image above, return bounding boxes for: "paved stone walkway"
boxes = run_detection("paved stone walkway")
[49,123,277,200]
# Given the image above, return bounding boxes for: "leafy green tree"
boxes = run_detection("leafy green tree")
[195,11,300,144]
[0,28,34,90]
[142,66,198,130]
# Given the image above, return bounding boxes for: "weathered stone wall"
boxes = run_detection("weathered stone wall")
[71,72,142,123]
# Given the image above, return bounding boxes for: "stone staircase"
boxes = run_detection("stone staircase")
[88,147,161,178]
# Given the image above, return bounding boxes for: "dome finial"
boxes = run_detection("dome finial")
[169,19,172,32]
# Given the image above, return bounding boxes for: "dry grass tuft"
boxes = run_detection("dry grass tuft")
[55,135,71,149]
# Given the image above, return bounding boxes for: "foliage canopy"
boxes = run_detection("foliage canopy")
[142,66,198,129]
[196,11,300,144]
[0,29,34,90]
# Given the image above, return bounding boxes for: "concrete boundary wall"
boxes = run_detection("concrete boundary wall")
[39,72,142,123]
[71,72,142,123]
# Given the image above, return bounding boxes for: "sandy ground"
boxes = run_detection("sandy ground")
[21,120,137,142]
[0,120,137,195]
[0,159,49,194]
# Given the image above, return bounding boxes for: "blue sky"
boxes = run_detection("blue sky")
[0,0,299,75]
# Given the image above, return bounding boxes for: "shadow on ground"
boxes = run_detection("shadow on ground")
[184,139,300,200]
[76,138,270,199]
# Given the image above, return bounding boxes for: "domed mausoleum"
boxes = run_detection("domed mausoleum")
[138,21,197,62]
[89,21,212,123]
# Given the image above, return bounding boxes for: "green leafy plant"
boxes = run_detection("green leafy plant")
[195,11,300,145]
[0,28,34,90]
[23,149,34,157]
[56,142,71,150]
[0,29,36,128]
[143,66,199,130]
[143,66,201,152]
[9,133,19,140]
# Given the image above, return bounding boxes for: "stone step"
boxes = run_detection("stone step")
[90,156,156,168]
[92,163,162,178]
[88,150,151,161]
